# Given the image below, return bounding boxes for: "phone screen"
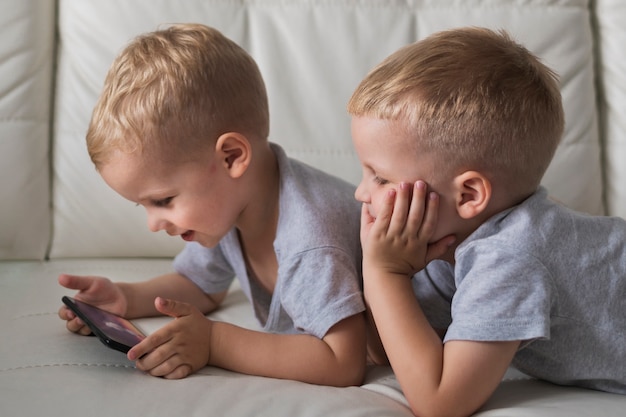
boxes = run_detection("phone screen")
[62,296,145,354]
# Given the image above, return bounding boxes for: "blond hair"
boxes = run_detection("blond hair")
[87,24,269,168]
[347,27,564,195]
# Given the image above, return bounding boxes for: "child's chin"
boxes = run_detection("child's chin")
[195,236,222,249]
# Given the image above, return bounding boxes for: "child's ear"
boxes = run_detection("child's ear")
[215,132,251,179]
[453,171,492,219]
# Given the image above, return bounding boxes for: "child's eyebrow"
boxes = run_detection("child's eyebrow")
[361,162,376,172]
[136,189,171,202]
[365,163,382,175]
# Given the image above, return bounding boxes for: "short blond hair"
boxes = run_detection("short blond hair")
[348,27,564,195]
[87,24,269,168]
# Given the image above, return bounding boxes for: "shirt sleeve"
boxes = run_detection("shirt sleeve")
[277,247,365,339]
[412,260,456,330]
[445,241,553,343]
[172,241,236,294]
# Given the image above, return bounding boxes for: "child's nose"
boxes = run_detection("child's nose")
[354,181,369,203]
[146,212,167,233]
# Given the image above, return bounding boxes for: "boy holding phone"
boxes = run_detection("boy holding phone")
[59,24,366,386]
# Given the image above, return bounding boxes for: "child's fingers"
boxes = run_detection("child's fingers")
[65,315,92,335]
[58,305,89,333]
[58,305,75,321]
[130,299,196,362]
[360,202,373,230]
[74,319,93,336]
[417,190,440,241]
[154,297,193,319]
[128,328,169,361]
[360,203,375,244]
[149,356,191,379]
[58,274,93,291]
[426,235,456,263]
[163,364,193,380]
[405,181,428,237]
[371,189,397,236]
[132,339,175,372]
[136,345,192,379]
[387,183,411,235]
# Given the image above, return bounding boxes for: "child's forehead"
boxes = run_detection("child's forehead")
[97,148,148,174]
[353,116,422,153]
[99,146,211,190]
[100,147,169,174]
[104,139,209,165]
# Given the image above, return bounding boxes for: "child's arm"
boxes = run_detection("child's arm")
[127,301,367,386]
[208,312,366,386]
[366,270,519,417]
[361,181,519,417]
[58,272,225,334]
[117,272,226,318]
[364,302,389,365]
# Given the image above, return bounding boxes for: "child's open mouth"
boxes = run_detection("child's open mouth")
[181,230,195,241]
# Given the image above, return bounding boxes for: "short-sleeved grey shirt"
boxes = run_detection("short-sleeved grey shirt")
[173,143,364,339]
[413,187,626,393]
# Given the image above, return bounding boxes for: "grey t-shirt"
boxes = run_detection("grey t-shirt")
[173,143,364,339]
[414,187,626,393]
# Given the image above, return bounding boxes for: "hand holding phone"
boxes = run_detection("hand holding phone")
[62,296,146,354]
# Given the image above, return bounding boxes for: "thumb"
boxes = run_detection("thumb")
[425,234,456,263]
[154,297,192,319]
[58,274,93,292]
[360,203,375,240]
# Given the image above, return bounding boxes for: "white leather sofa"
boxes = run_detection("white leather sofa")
[1,1,625,416]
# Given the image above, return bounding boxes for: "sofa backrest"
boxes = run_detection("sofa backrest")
[0,0,55,260]
[595,0,626,218]
[1,0,623,260]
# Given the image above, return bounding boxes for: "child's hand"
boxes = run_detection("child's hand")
[360,181,454,278]
[58,274,127,335]
[128,298,212,379]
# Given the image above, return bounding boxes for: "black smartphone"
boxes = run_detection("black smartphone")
[62,296,146,354]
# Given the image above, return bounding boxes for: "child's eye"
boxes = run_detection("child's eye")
[152,197,174,207]
[373,176,389,186]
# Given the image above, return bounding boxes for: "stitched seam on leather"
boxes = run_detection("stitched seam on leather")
[12,312,57,319]
[0,363,135,372]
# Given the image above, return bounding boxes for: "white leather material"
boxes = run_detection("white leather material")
[0,259,412,417]
[596,0,626,218]
[1,259,624,417]
[0,0,55,260]
[50,0,605,258]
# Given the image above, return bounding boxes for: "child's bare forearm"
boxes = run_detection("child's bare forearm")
[365,270,518,417]
[365,304,389,365]
[365,273,451,414]
[119,272,225,318]
[208,314,366,386]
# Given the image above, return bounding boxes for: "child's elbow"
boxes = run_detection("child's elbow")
[406,395,482,417]
[331,360,366,387]
[321,313,368,386]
